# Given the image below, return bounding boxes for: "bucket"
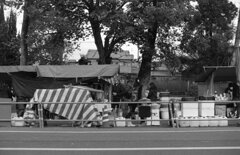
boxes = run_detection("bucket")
[150,103,160,125]
[160,108,169,119]
[159,92,170,107]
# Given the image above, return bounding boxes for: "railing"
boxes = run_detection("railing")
[0,100,239,128]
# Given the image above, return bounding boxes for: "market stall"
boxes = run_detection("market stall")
[0,65,119,127]
[173,66,236,128]
[30,87,97,126]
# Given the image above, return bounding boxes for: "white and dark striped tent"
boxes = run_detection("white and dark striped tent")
[31,87,96,121]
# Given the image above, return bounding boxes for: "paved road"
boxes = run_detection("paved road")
[1,127,240,155]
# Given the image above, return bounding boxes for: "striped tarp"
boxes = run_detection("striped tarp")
[31,88,96,121]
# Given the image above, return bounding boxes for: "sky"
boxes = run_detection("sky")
[4,0,240,61]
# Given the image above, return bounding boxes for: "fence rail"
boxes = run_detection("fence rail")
[0,100,240,128]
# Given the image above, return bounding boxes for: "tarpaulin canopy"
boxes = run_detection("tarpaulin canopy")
[0,66,36,73]
[0,65,119,98]
[30,87,96,121]
[196,66,236,82]
[11,74,75,98]
[36,65,119,78]
[0,65,119,78]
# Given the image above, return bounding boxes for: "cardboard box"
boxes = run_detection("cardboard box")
[215,105,226,116]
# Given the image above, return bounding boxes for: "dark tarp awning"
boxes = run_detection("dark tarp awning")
[11,74,75,98]
[195,66,236,82]
[0,65,119,98]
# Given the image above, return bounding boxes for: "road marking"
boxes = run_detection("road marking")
[0,129,240,134]
[1,147,240,151]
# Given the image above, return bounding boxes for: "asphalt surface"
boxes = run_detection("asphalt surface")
[1,126,240,155]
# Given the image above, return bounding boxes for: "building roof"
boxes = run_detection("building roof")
[86,49,134,60]
[86,49,99,60]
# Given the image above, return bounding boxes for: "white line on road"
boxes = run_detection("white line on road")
[0,129,240,134]
[1,147,240,151]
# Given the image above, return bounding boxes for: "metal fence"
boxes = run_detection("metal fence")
[0,100,239,128]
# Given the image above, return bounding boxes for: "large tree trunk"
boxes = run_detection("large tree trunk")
[20,0,30,65]
[136,19,158,99]
[90,20,107,64]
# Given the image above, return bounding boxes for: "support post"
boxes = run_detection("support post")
[38,103,44,128]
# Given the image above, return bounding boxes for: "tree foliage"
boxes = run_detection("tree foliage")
[56,0,133,64]
[24,0,86,65]
[180,0,238,74]
[0,3,20,65]
[127,0,193,97]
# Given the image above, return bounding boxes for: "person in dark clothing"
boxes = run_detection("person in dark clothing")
[147,82,158,101]
[16,96,28,117]
[112,80,127,109]
[225,82,240,117]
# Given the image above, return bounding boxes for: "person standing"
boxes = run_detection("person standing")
[147,82,158,101]
[112,79,127,109]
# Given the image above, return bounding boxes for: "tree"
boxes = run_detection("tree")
[180,0,238,74]
[13,0,85,65]
[59,0,132,64]
[20,0,31,65]
[233,7,240,89]
[0,2,20,65]
[128,0,193,98]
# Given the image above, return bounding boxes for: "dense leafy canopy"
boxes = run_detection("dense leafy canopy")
[0,3,20,65]
[0,0,238,94]
[180,0,238,74]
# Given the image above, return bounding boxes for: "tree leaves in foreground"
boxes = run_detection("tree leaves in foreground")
[180,0,238,74]
[25,0,86,65]
[0,3,20,65]
[128,0,193,97]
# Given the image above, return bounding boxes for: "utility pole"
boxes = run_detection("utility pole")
[234,6,240,85]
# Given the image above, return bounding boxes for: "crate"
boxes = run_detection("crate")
[215,105,226,116]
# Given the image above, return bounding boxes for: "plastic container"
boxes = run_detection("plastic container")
[218,116,228,126]
[179,117,190,127]
[159,92,170,107]
[115,117,126,127]
[150,103,160,125]
[160,108,169,119]
[12,117,25,127]
[199,117,209,127]
[208,116,218,127]
[189,117,199,127]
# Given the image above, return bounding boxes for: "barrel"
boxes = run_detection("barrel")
[160,108,169,119]
[159,92,170,108]
[150,103,161,125]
